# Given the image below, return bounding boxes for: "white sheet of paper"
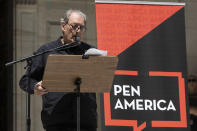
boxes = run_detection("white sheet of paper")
[84,48,107,56]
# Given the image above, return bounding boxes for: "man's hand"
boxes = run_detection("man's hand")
[34,81,48,96]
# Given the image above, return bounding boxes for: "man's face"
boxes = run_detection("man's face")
[188,76,197,95]
[61,12,85,43]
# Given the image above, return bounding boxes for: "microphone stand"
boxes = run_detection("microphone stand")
[5,41,80,131]
[74,77,81,131]
[5,41,79,66]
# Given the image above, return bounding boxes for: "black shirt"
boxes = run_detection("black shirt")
[189,96,197,131]
[19,37,97,128]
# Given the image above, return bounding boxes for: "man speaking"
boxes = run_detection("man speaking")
[19,9,97,131]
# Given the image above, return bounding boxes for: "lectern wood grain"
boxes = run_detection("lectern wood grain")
[42,55,118,93]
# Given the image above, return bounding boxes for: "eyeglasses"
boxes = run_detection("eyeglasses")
[67,23,86,32]
[188,79,197,82]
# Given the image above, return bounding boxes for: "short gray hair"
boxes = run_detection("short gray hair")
[63,9,87,26]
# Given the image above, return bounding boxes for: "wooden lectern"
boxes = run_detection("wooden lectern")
[42,54,118,131]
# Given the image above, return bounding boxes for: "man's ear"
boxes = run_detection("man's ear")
[61,20,66,31]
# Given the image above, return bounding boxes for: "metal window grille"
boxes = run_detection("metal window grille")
[16,0,36,5]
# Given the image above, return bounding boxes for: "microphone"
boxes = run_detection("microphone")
[55,36,81,51]
[75,35,81,45]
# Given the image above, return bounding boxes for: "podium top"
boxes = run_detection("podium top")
[42,55,118,93]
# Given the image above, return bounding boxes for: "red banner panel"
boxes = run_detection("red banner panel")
[96,3,183,56]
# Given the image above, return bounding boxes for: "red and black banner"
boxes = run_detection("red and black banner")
[95,1,190,131]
